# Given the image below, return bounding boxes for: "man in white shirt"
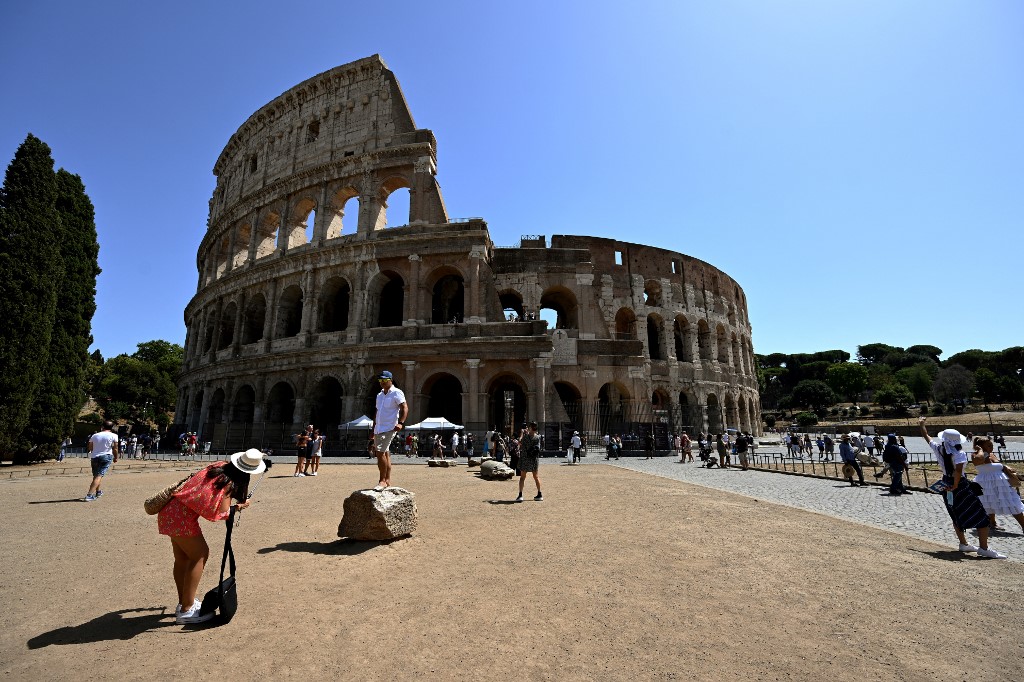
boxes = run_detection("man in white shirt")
[372,370,408,491]
[85,421,119,501]
[449,431,460,458]
[570,431,582,463]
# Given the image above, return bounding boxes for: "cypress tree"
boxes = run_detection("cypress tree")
[22,170,100,456]
[0,134,61,457]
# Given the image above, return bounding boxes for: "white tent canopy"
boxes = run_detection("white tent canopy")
[404,417,464,431]
[340,415,374,429]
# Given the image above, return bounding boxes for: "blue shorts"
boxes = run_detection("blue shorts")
[90,455,113,477]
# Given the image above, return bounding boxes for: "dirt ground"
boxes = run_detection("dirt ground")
[1,462,1022,681]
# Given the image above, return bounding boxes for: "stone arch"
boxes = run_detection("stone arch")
[674,315,693,362]
[283,195,317,249]
[646,313,664,360]
[202,315,215,355]
[276,284,304,338]
[643,279,662,307]
[217,302,237,351]
[207,387,226,424]
[598,382,631,435]
[651,387,670,410]
[697,319,712,361]
[487,373,528,435]
[242,293,266,344]
[214,234,231,279]
[724,393,739,431]
[748,396,758,434]
[706,393,723,433]
[190,389,204,431]
[266,381,296,424]
[677,390,701,433]
[380,175,412,228]
[499,289,524,320]
[553,381,583,424]
[309,376,344,429]
[711,274,723,313]
[615,307,637,340]
[232,222,251,268]
[731,333,743,374]
[539,286,578,330]
[368,270,405,327]
[318,276,351,333]
[427,266,465,324]
[423,372,464,425]
[715,324,729,364]
[728,303,737,326]
[738,395,750,433]
[232,385,256,423]
[254,210,280,260]
[327,185,359,238]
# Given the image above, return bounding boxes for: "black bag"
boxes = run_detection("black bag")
[199,507,238,624]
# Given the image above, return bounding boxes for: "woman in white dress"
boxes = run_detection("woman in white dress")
[972,436,1024,533]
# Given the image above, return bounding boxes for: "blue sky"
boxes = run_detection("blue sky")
[2,1,1021,362]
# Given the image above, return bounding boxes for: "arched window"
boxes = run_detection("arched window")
[424,373,464,425]
[242,294,266,344]
[553,381,582,424]
[327,187,359,238]
[697,320,712,360]
[254,211,279,260]
[233,223,252,268]
[499,290,524,321]
[380,176,411,229]
[539,287,578,330]
[706,394,722,433]
[431,272,465,324]
[208,389,226,424]
[598,382,630,435]
[487,375,527,434]
[731,334,743,374]
[283,197,316,250]
[232,385,255,423]
[310,376,344,429]
[716,324,730,365]
[643,280,662,307]
[674,316,693,362]
[371,272,405,327]
[276,285,303,338]
[647,314,664,360]
[217,302,237,350]
[266,382,295,424]
[614,308,637,340]
[319,277,351,332]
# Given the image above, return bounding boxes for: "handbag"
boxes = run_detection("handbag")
[198,506,238,624]
[968,480,984,496]
[143,473,193,515]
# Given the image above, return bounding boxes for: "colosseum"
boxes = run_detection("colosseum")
[174,55,761,454]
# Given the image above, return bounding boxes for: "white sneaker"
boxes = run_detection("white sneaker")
[176,599,213,624]
[310,472,318,476]
[294,472,305,477]
[958,543,979,553]
[977,548,1007,559]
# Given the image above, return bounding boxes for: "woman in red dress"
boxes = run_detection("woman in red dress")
[158,448,266,624]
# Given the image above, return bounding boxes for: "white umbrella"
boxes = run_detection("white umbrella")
[404,417,464,431]
[340,415,374,429]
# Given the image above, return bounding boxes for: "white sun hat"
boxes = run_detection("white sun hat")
[229,448,267,474]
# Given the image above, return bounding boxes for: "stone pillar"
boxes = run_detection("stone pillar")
[226,227,236,273]
[410,155,435,224]
[664,318,676,361]
[182,320,194,368]
[231,291,246,352]
[197,383,211,440]
[262,278,278,351]
[300,266,316,346]
[532,358,550,424]
[208,299,224,361]
[466,359,481,424]
[277,206,290,255]
[247,210,260,263]
[293,373,308,427]
[313,183,330,245]
[401,361,417,404]
[407,254,421,323]
[468,246,484,323]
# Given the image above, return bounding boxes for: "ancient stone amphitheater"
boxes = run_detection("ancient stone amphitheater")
[174,55,760,453]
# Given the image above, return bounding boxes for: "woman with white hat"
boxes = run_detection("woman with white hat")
[919,418,1005,559]
[157,448,267,622]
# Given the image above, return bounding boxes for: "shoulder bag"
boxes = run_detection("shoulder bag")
[143,473,194,515]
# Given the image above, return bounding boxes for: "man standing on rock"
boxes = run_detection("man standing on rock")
[372,370,407,491]
[85,421,119,501]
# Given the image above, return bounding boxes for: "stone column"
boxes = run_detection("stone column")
[300,266,316,346]
[401,361,417,418]
[410,155,435,224]
[663,318,676,361]
[226,227,236,273]
[231,291,246,352]
[293,373,308,427]
[313,183,330,245]
[262,278,278,351]
[277,205,290,255]
[208,299,224,361]
[466,359,481,424]
[532,357,550,424]
[252,378,266,423]
[197,383,211,440]
[407,254,421,323]
[247,210,260,263]
[468,246,485,323]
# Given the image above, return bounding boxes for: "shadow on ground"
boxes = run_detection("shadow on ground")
[28,607,173,648]
[257,538,398,556]
[28,499,85,505]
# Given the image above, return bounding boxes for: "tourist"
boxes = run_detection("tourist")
[571,431,582,463]
[736,432,749,470]
[680,431,692,463]
[971,436,1024,533]
[293,425,311,477]
[644,432,655,460]
[716,433,729,468]
[308,428,324,476]
[823,434,834,459]
[994,434,1007,454]
[85,421,119,501]
[371,370,407,490]
[157,448,264,624]
[493,432,507,462]
[865,435,876,457]
[449,430,460,459]
[465,433,475,459]
[881,434,911,495]
[58,436,70,462]
[432,434,443,459]
[515,422,543,502]
[839,434,865,486]
[815,435,825,460]
[803,434,813,458]
[919,418,1005,558]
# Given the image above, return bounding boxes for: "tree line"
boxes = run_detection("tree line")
[0,135,100,460]
[757,343,1024,421]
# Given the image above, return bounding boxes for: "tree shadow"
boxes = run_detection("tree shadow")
[28,607,173,648]
[257,538,400,556]
[28,498,85,504]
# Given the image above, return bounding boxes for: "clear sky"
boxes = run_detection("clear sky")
[2,1,1021,362]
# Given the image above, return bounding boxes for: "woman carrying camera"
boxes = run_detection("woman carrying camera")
[157,448,266,623]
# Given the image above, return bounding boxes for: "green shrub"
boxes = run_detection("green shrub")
[933,403,945,415]
[795,411,818,427]
[764,414,777,428]
[859,406,871,416]
[919,404,929,415]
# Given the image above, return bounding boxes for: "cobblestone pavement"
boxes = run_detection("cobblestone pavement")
[604,456,1024,562]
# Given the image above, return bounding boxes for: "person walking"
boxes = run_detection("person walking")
[571,431,582,463]
[839,433,865,486]
[372,370,407,490]
[515,422,543,502]
[716,433,728,468]
[644,432,655,460]
[680,432,692,463]
[919,418,1005,559]
[735,432,750,470]
[881,434,911,495]
[85,421,119,501]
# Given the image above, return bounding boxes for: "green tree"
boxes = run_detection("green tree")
[22,170,100,457]
[906,345,942,364]
[998,376,1024,403]
[857,343,901,366]
[94,354,177,420]
[825,362,869,402]
[874,382,915,412]
[133,340,184,379]
[944,349,993,373]
[932,365,975,404]
[0,134,61,456]
[894,362,938,403]
[791,380,837,411]
[974,368,1000,406]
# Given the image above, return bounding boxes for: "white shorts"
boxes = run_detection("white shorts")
[373,431,397,454]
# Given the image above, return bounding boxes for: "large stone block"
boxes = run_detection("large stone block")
[337,487,417,541]
[480,460,516,480]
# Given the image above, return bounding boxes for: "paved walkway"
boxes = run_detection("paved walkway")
[603,456,1024,561]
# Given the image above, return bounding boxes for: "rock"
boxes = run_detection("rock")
[427,459,455,467]
[468,457,482,467]
[480,460,516,480]
[337,487,417,541]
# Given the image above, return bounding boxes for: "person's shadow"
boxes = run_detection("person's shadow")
[28,607,173,648]
[257,538,397,556]
[28,498,85,504]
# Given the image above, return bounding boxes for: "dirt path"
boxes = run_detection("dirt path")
[1,463,1021,681]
